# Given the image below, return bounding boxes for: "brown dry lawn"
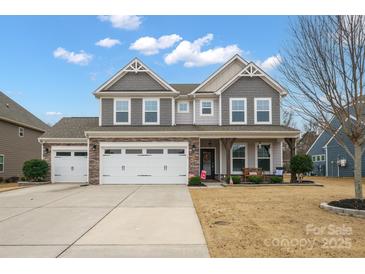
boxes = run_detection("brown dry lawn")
[0,183,25,193]
[190,176,365,258]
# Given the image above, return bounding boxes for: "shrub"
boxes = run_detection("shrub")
[231,176,241,184]
[23,159,48,182]
[5,176,19,183]
[248,175,263,184]
[188,176,202,186]
[270,176,283,184]
[290,154,313,183]
[0,177,3,183]
[20,177,26,182]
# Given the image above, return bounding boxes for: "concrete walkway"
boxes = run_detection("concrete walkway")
[0,184,209,258]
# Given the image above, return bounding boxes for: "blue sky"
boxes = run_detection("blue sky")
[0,16,292,124]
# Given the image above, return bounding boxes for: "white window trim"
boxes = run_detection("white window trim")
[177,101,190,113]
[255,142,273,174]
[254,97,272,125]
[0,154,4,173]
[200,99,214,116]
[143,98,160,125]
[18,127,24,137]
[229,98,247,125]
[231,143,247,174]
[113,98,131,125]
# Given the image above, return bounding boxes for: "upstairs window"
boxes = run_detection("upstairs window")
[143,99,159,124]
[200,100,213,116]
[18,127,24,137]
[255,98,272,124]
[230,98,246,124]
[177,101,189,113]
[115,99,130,124]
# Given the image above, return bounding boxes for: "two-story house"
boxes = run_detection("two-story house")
[39,55,300,184]
[0,91,49,180]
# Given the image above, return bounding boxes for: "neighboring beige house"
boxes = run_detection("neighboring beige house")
[0,91,49,180]
[40,55,300,184]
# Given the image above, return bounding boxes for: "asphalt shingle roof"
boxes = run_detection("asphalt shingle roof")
[170,84,199,95]
[0,91,49,131]
[41,117,98,138]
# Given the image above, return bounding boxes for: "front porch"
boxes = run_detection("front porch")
[199,138,296,182]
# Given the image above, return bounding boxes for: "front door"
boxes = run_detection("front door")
[200,149,215,179]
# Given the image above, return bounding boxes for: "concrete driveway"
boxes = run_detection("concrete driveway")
[0,184,209,258]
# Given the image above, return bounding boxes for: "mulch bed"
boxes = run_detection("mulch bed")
[328,199,365,210]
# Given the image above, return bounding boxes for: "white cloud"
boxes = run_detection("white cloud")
[257,54,282,71]
[164,33,242,67]
[46,111,62,116]
[53,47,92,65]
[130,34,182,55]
[95,38,121,48]
[98,15,142,30]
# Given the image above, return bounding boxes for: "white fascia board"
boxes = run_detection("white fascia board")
[100,141,189,148]
[38,138,87,144]
[85,130,300,139]
[189,54,248,95]
[93,58,178,94]
[215,62,287,96]
[0,116,46,132]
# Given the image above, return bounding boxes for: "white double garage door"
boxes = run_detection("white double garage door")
[52,142,189,185]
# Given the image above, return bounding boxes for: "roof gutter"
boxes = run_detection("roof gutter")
[38,138,87,144]
[0,116,47,132]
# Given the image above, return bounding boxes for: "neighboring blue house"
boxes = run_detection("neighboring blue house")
[307,117,365,177]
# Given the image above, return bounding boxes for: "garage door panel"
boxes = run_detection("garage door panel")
[100,145,187,185]
[52,149,88,183]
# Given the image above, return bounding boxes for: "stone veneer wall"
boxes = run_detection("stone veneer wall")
[42,143,87,182]
[88,137,200,185]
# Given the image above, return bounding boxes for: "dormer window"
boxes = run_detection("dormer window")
[143,98,159,125]
[200,100,213,116]
[255,98,272,124]
[114,99,130,125]
[18,127,24,137]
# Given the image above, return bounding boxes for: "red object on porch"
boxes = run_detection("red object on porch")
[200,170,207,180]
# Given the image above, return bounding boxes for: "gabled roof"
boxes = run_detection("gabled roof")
[215,62,287,96]
[170,84,199,95]
[189,54,248,95]
[0,91,49,132]
[93,58,178,94]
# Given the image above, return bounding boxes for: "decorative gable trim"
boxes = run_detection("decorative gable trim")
[215,62,288,96]
[93,58,178,94]
[189,54,248,95]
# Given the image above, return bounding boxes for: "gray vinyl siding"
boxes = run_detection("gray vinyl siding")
[101,98,172,126]
[131,98,142,125]
[326,131,365,177]
[195,98,219,125]
[0,120,43,179]
[101,98,114,126]
[200,139,220,174]
[160,98,172,125]
[221,139,282,174]
[221,77,280,125]
[175,101,193,125]
[107,72,167,91]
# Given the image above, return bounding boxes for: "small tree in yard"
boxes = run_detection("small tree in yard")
[290,155,313,183]
[280,16,365,199]
[23,159,48,182]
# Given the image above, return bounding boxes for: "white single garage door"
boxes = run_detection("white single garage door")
[52,147,88,183]
[100,142,188,185]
